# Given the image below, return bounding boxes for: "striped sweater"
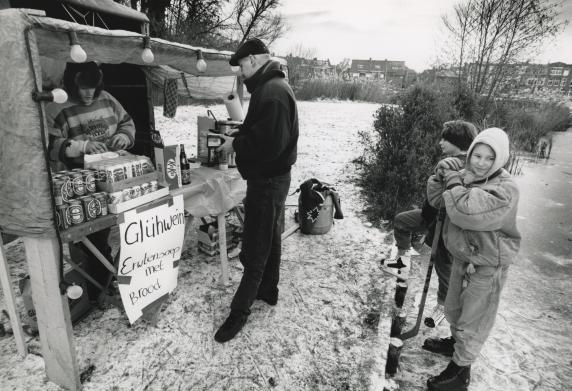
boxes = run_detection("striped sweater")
[48,90,135,168]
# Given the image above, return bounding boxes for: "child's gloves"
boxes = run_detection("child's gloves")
[435,157,463,182]
[443,169,463,189]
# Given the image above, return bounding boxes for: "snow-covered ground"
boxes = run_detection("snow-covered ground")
[1,101,395,390]
[1,101,570,390]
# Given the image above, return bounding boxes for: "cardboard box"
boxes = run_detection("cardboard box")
[151,130,181,190]
[196,221,241,256]
[96,171,158,193]
[107,186,169,214]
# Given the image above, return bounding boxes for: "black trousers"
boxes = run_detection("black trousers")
[230,172,291,316]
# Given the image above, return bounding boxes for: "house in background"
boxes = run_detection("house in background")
[349,58,413,87]
[465,62,572,97]
[285,55,335,80]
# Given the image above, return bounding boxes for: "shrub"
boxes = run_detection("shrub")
[295,79,398,103]
[354,84,454,222]
[486,99,570,152]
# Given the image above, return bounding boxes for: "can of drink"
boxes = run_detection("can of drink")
[67,199,85,225]
[140,182,151,195]
[133,158,144,177]
[150,180,158,192]
[78,195,98,221]
[81,170,96,194]
[94,192,108,216]
[122,188,132,202]
[56,204,70,230]
[52,179,65,206]
[71,172,86,197]
[130,185,141,199]
[57,174,73,202]
[108,191,123,205]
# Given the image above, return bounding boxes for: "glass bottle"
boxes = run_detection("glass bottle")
[180,144,191,185]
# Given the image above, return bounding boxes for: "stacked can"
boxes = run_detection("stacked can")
[51,169,108,230]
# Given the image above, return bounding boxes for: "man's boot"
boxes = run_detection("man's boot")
[256,288,278,305]
[427,361,471,391]
[214,312,248,343]
[422,335,455,357]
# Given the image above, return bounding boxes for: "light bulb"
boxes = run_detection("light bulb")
[197,58,207,73]
[51,88,68,104]
[141,36,154,63]
[70,44,87,63]
[230,65,240,73]
[196,50,207,73]
[66,284,83,300]
[141,47,154,63]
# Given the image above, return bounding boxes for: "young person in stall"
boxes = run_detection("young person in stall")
[381,121,477,325]
[214,38,299,343]
[425,127,521,391]
[47,61,135,302]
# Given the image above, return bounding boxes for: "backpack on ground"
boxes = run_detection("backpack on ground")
[295,178,343,235]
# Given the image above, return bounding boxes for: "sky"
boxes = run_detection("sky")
[272,0,572,72]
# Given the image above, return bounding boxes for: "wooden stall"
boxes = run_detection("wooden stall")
[0,4,248,389]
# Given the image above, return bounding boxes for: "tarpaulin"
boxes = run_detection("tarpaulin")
[170,167,246,218]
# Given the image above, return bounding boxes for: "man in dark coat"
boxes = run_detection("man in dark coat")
[214,38,299,343]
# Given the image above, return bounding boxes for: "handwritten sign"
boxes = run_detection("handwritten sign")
[117,195,185,324]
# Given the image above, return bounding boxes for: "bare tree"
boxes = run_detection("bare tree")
[116,0,287,50]
[442,0,567,107]
[284,43,318,87]
[115,0,172,37]
[226,0,287,45]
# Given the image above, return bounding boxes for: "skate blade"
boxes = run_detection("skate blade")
[424,312,445,328]
[381,266,410,280]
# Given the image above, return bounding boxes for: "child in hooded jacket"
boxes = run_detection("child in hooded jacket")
[425,127,521,391]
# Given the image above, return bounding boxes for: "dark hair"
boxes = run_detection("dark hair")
[63,62,104,100]
[441,120,478,151]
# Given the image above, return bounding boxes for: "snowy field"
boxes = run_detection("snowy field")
[1,100,570,390]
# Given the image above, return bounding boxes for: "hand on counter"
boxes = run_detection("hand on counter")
[85,140,108,154]
[215,134,235,153]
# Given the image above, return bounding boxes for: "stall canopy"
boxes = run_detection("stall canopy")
[4,0,149,31]
[0,8,238,238]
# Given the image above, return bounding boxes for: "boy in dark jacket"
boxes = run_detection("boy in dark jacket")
[214,38,299,343]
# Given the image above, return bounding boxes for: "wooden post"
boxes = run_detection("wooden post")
[217,213,230,286]
[0,236,27,357]
[22,236,80,391]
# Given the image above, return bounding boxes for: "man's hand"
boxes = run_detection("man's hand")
[85,141,108,154]
[215,134,235,153]
[108,134,130,150]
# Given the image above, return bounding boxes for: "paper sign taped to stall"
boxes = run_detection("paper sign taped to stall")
[117,194,185,324]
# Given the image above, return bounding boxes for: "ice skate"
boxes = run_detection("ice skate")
[424,303,446,328]
[380,249,411,279]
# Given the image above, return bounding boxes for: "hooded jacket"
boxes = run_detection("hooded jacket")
[441,128,521,266]
[232,60,298,179]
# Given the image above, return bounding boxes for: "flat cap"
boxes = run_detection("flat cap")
[229,38,270,66]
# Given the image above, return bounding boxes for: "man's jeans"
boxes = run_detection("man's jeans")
[394,208,451,304]
[230,172,291,316]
